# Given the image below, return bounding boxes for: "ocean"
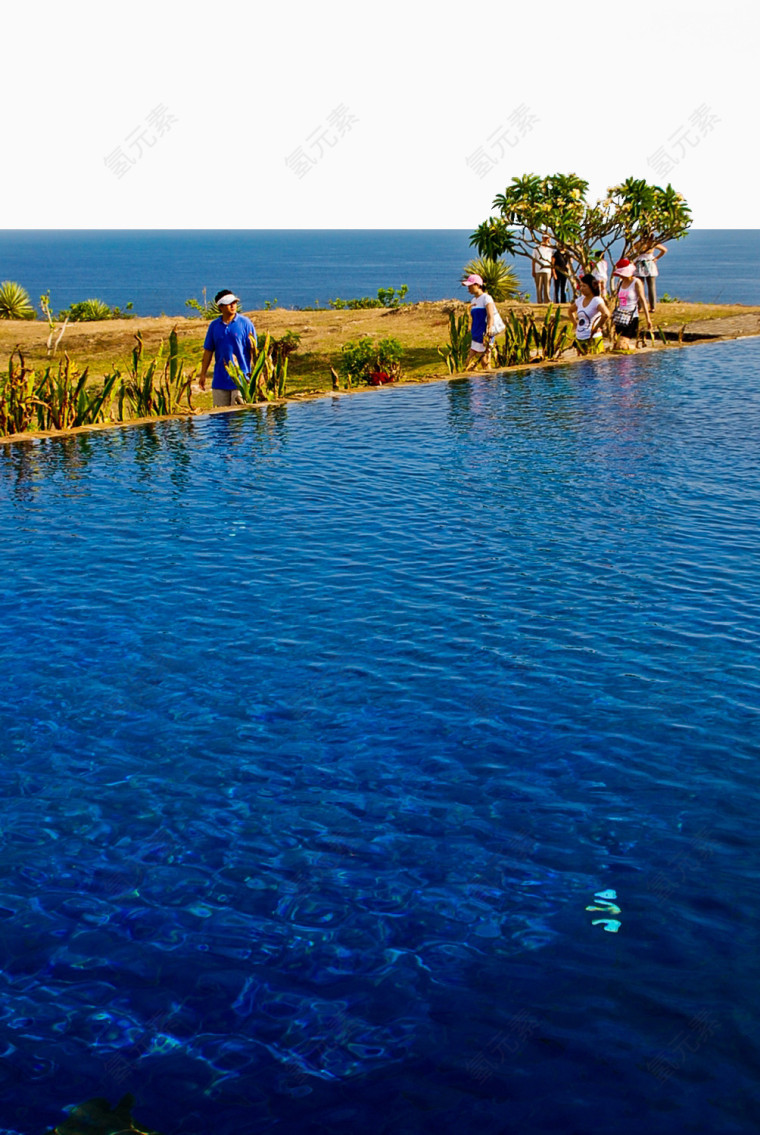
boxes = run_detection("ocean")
[0,229,757,318]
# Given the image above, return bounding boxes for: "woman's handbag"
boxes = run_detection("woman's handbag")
[612,306,637,328]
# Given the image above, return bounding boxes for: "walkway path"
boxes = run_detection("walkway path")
[661,312,760,341]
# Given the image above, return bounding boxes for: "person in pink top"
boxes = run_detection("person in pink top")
[610,259,653,350]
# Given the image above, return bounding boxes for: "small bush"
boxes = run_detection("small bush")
[58,299,133,321]
[329,296,383,310]
[329,285,408,311]
[377,285,408,308]
[337,336,403,386]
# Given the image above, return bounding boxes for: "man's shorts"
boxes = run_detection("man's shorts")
[212,388,245,407]
[575,335,604,356]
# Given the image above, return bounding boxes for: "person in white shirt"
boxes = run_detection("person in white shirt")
[532,233,553,304]
[569,274,611,355]
[461,273,499,370]
[590,251,609,298]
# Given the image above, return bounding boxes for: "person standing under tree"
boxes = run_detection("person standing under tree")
[591,250,609,299]
[199,290,257,406]
[532,233,553,304]
[552,246,572,303]
[634,242,667,310]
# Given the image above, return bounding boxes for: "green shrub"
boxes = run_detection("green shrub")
[36,357,120,431]
[377,285,408,308]
[376,337,403,371]
[337,336,403,386]
[0,281,35,320]
[329,296,382,310]
[329,285,409,311]
[58,299,134,322]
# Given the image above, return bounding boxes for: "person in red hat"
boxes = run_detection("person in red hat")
[610,259,653,349]
[461,273,503,371]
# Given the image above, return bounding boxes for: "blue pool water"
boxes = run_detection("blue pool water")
[1,341,760,1134]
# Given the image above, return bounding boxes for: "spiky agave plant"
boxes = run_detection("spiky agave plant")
[461,258,520,302]
[65,299,113,321]
[438,309,471,373]
[0,281,35,320]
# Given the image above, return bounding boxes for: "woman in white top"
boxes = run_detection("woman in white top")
[569,274,611,355]
[634,242,667,310]
[462,272,499,370]
[532,233,553,304]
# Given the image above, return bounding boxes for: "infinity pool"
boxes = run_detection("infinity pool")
[1,342,760,1134]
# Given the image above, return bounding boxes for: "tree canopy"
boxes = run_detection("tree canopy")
[471,173,692,268]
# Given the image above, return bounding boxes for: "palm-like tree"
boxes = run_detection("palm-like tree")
[0,281,35,320]
[462,258,520,302]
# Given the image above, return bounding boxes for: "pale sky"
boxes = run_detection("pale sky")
[4,0,755,229]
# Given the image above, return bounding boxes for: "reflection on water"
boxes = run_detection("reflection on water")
[0,403,291,506]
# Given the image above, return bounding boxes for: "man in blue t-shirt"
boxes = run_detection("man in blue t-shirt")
[199,289,257,406]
